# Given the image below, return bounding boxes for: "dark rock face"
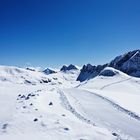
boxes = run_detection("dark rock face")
[34,118,38,122]
[99,68,119,77]
[108,50,140,77]
[77,64,107,82]
[60,65,68,72]
[77,50,140,82]
[49,102,53,106]
[60,64,78,72]
[26,67,35,71]
[43,68,56,75]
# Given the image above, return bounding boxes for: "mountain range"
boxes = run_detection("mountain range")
[77,50,140,81]
[0,50,140,140]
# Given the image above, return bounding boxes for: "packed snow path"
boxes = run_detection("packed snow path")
[63,88,140,140]
[58,89,96,126]
[100,78,132,90]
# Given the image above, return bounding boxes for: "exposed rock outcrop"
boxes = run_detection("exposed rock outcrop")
[108,50,140,77]
[77,64,107,82]
[60,64,78,72]
[43,68,56,75]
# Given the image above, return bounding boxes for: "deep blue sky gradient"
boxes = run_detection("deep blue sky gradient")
[0,0,140,68]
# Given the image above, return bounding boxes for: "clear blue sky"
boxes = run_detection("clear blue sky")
[0,0,140,68]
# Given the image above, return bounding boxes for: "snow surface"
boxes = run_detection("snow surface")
[63,88,140,139]
[79,67,140,117]
[0,66,140,140]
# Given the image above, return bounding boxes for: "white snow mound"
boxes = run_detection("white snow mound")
[99,67,129,77]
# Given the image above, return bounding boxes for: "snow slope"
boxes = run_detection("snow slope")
[79,67,140,117]
[0,66,115,140]
[0,65,80,87]
[0,66,140,140]
[0,84,114,140]
[63,88,140,139]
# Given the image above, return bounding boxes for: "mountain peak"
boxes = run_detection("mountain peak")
[43,68,56,75]
[60,64,78,72]
[77,63,107,82]
[109,49,140,77]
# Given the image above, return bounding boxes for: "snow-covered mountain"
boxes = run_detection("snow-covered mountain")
[79,67,140,115]
[0,50,140,140]
[74,68,140,139]
[77,50,140,82]
[43,68,56,75]
[108,50,140,77]
[0,65,115,140]
[0,65,80,87]
[0,66,52,84]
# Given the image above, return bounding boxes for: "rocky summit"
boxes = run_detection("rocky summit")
[108,50,140,77]
[43,68,56,75]
[60,64,78,72]
[77,50,140,82]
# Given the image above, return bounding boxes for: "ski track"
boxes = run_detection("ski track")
[58,89,96,126]
[65,88,140,139]
[83,89,140,121]
[4,86,139,140]
[15,86,140,140]
[100,78,131,90]
[57,89,126,140]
